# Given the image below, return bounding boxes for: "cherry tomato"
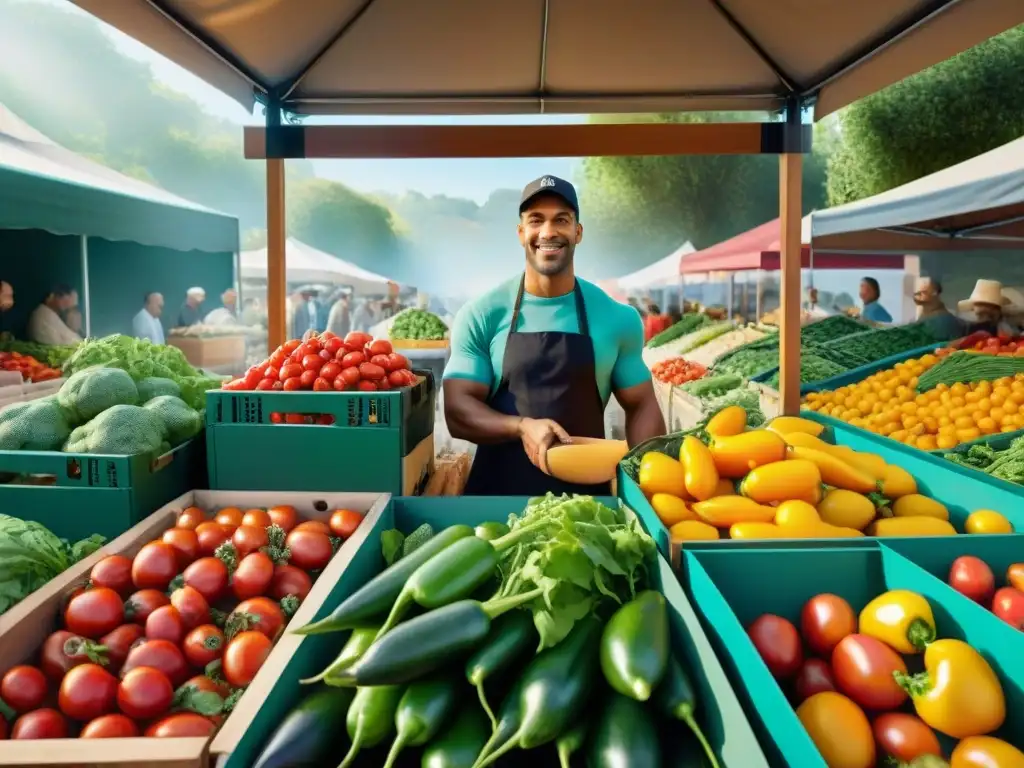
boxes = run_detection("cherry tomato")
[162,527,200,568]
[40,631,101,681]
[341,350,366,369]
[267,505,298,532]
[748,614,803,680]
[296,369,317,388]
[1008,563,1024,592]
[873,712,942,762]
[286,528,334,571]
[242,366,264,389]
[124,588,170,623]
[367,339,393,356]
[90,555,134,597]
[376,377,391,391]
[256,378,276,390]
[831,633,908,710]
[131,541,179,591]
[282,339,302,355]
[388,369,409,387]
[99,623,145,673]
[80,713,140,738]
[948,556,996,604]
[358,362,386,381]
[311,376,330,391]
[167,586,209,632]
[262,366,281,381]
[242,508,272,528]
[176,506,207,530]
[182,557,230,603]
[233,552,275,600]
[279,376,299,391]
[66,586,125,639]
[323,336,344,356]
[145,604,185,644]
[357,380,377,391]
[58,663,118,720]
[214,507,244,531]
[279,363,303,381]
[269,564,313,601]
[195,521,231,556]
[182,625,226,668]
[800,593,856,657]
[10,709,68,739]
[117,666,174,720]
[327,508,363,539]
[122,639,190,687]
[222,631,273,687]
[232,596,287,641]
[233,524,270,557]
[797,692,875,768]
[340,366,361,386]
[1,665,48,713]
[268,349,287,368]
[319,362,342,381]
[299,354,323,373]
[793,658,836,702]
[145,712,217,738]
[344,331,373,349]
[302,336,323,354]
[181,674,229,698]
[369,354,391,369]
[992,586,1024,630]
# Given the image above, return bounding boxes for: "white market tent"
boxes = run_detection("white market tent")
[616,242,696,291]
[240,237,393,293]
[812,135,1024,252]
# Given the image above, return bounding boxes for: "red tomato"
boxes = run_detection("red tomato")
[318,349,334,362]
[793,658,837,702]
[195,522,231,556]
[320,362,342,381]
[10,709,68,739]
[268,350,287,368]
[99,624,145,673]
[286,528,334,571]
[301,354,325,372]
[0,665,48,713]
[222,631,273,687]
[66,586,125,639]
[800,593,857,657]
[357,380,377,391]
[747,614,803,680]
[222,377,247,391]
[313,377,332,391]
[162,527,200,568]
[122,639,190,687]
[124,588,170,623]
[948,556,996,604]
[131,541,179,591]
[242,367,264,389]
[176,506,207,530]
[297,369,317,388]
[359,362,386,381]
[58,663,118,720]
[263,365,281,380]
[872,713,942,761]
[285,413,308,424]
[332,375,349,391]
[232,597,287,641]
[367,339,393,356]
[233,552,275,600]
[270,564,313,601]
[233,524,270,557]
[831,634,908,710]
[377,377,391,391]
[242,508,272,528]
[214,507,244,531]
[282,339,302,355]
[302,337,323,354]
[173,584,213,630]
[344,332,373,349]
[323,337,344,356]
[182,625,226,668]
[117,666,174,720]
[370,354,391,369]
[145,605,185,644]
[181,674,229,698]
[80,713,140,738]
[992,587,1024,630]
[341,351,366,368]
[145,713,217,738]
[182,557,230,602]
[292,520,331,535]
[387,353,410,372]
[256,378,277,390]
[329,509,363,539]
[388,370,409,387]
[281,376,302,391]
[267,505,298,532]
[89,554,134,597]
[340,366,361,385]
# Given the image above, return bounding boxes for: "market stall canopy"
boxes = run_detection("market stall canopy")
[68,0,1021,118]
[617,242,695,291]
[811,135,1024,252]
[240,237,393,292]
[0,104,239,253]
[679,216,904,273]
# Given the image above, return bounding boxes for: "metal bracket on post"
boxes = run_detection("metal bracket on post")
[761,97,812,154]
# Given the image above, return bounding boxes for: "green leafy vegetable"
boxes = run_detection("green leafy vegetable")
[389,309,448,341]
[381,529,406,566]
[401,523,436,559]
[645,314,709,349]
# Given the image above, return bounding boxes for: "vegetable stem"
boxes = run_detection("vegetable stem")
[476,681,497,729]
[907,617,936,650]
[681,709,721,768]
[489,520,553,552]
[481,587,544,619]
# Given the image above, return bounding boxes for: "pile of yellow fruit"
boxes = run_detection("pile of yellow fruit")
[803,353,1024,450]
[637,407,1016,543]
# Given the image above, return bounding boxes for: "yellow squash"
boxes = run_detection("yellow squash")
[891,494,949,521]
[951,736,1024,768]
[712,477,736,496]
[650,493,695,526]
[739,459,822,505]
[817,489,877,530]
[766,416,825,437]
[787,445,877,494]
[897,639,1005,739]
[965,509,1014,534]
[774,500,864,539]
[680,436,719,501]
[859,589,936,654]
[692,496,776,528]
[867,516,957,537]
[705,405,747,438]
[781,433,886,481]
[728,522,785,539]
[708,430,787,479]
[638,452,688,498]
[669,520,720,542]
[879,464,918,498]
[778,431,832,451]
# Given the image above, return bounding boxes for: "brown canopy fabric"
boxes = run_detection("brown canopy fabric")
[69,0,1022,118]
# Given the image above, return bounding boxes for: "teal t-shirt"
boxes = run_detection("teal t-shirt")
[443,276,650,404]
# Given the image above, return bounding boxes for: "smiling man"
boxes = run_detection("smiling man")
[444,175,665,496]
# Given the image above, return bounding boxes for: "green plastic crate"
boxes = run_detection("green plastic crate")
[205,372,435,494]
[217,496,769,768]
[0,438,204,541]
[684,545,1024,766]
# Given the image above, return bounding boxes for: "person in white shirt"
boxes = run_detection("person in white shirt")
[132,292,165,344]
[27,285,82,346]
[204,289,238,326]
[804,287,833,319]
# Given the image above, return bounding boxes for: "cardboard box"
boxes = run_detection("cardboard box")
[167,337,246,369]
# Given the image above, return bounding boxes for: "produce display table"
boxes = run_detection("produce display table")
[167,335,247,369]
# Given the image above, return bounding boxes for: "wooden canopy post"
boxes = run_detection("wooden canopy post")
[265,104,287,351]
[778,102,805,415]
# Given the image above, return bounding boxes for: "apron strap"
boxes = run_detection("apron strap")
[510,274,591,337]
[509,275,527,334]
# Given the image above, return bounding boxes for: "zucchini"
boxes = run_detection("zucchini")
[600,591,670,701]
[250,686,354,768]
[587,692,661,768]
[421,705,492,768]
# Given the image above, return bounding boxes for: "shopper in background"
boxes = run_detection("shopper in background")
[859,277,893,324]
[176,287,205,328]
[326,292,352,337]
[351,298,374,333]
[286,290,304,340]
[27,285,82,345]
[0,279,13,341]
[204,289,238,326]
[960,279,1019,337]
[294,289,322,338]
[64,307,83,336]
[240,297,264,327]
[805,287,832,319]
[914,277,964,340]
[132,292,165,344]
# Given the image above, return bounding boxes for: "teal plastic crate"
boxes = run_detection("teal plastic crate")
[684,546,1024,766]
[205,372,435,494]
[0,438,204,541]
[218,495,769,768]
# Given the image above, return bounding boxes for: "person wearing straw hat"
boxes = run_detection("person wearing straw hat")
[959,279,1018,337]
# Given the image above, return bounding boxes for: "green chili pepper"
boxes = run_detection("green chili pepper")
[250,686,354,768]
[338,684,404,768]
[556,722,587,768]
[656,656,721,768]
[464,610,536,727]
[600,590,669,701]
[422,705,492,768]
[299,625,379,686]
[474,521,509,541]
[587,693,661,768]
[382,674,460,768]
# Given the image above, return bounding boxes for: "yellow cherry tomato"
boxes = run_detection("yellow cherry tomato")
[951,736,1024,768]
[705,405,747,438]
[965,509,1014,534]
[680,436,719,501]
[638,452,687,497]
[649,493,695,526]
[817,489,877,530]
[891,494,950,521]
[739,459,822,505]
[796,692,875,768]
[669,520,720,543]
[708,430,787,479]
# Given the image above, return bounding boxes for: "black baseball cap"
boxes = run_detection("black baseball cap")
[519,175,580,217]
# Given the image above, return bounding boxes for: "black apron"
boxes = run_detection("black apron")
[464,276,611,497]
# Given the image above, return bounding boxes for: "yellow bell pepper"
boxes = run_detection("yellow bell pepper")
[638,452,688,498]
[951,736,1024,768]
[787,445,877,494]
[765,416,825,437]
[817,489,877,530]
[891,494,949,521]
[879,464,918,498]
[859,589,936,654]
[738,459,822,505]
[669,520,720,543]
[896,639,1005,739]
[708,429,787,479]
[705,405,747,438]
[692,496,776,528]
[867,516,957,537]
[680,436,719,501]
[649,493,695,526]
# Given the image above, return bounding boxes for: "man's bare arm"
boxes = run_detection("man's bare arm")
[443,379,523,444]
[614,380,666,447]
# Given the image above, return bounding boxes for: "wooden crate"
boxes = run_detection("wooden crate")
[390,338,449,350]
[0,489,388,768]
[167,336,246,369]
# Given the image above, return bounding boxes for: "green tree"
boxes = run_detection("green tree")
[827,25,1024,205]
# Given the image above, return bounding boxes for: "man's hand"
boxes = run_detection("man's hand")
[518,417,571,471]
